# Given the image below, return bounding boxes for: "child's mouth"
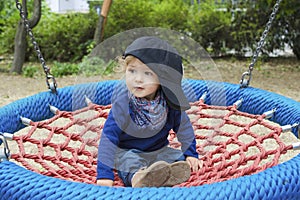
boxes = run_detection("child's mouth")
[135,87,144,90]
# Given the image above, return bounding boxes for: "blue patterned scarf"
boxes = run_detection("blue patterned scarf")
[129,90,168,130]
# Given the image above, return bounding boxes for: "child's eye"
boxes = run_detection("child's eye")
[127,68,135,73]
[145,71,153,76]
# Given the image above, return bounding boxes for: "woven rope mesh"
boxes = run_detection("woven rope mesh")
[9,99,294,187]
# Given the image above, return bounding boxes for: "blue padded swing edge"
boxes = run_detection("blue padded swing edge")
[0,79,299,200]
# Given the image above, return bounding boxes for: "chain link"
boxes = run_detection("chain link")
[240,0,282,88]
[15,0,57,93]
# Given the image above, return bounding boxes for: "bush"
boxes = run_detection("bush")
[104,0,156,39]
[104,0,231,56]
[31,11,98,62]
[228,0,300,59]
[22,65,40,78]
[50,61,79,77]
[78,56,106,76]
[1,0,299,64]
[0,2,20,55]
[187,2,231,56]
[79,56,119,76]
[273,0,300,58]
[104,0,190,39]
[151,0,189,31]
[0,3,98,62]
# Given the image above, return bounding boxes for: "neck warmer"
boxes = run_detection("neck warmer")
[129,90,168,130]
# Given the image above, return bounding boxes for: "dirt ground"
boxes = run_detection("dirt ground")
[0,58,299,107]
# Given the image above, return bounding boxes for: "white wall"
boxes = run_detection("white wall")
[45,0,89,13]
[74,0,89,12]
[45,0,59,12]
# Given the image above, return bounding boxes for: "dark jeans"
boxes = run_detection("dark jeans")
[115,146,185,186]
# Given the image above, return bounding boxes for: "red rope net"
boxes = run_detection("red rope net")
[10,100,293,187]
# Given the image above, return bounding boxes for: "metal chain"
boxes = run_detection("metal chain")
[15,0,57,93]
[240,0,282,88]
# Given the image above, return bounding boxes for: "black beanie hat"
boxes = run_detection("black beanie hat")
[124,36,190,110]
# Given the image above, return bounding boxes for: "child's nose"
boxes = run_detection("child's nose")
[135,73,143,83]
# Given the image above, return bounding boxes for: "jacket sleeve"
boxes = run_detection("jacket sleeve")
[96,108,124,180]
[173,110,198,158]
[97,83,129,180]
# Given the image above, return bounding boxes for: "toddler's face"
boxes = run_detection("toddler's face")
[125,57,160,100]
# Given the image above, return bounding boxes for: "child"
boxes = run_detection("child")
[96,36,202,187]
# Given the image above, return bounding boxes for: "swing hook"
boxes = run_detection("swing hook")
[46,74,58,94]
[240,71,252,88]
[0,133,12,162]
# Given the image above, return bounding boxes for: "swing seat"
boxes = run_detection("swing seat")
[0,79,300,200]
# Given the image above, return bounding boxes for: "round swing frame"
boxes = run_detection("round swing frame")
[2,0,299,199]
[0,79,299,200]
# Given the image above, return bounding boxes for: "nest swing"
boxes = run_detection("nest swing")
[0,0,300,199]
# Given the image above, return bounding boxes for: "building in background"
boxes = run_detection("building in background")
[45,0,89,13]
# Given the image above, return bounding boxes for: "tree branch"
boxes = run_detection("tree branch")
[28,0,41,28]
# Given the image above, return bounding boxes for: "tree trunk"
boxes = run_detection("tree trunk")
[11,21,27,74]
[94,15,105,46]
[94,0,112,45]
[10,0,42,74]
[292,34,300,60]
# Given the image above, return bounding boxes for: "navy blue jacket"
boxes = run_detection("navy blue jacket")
[96,86,198,180]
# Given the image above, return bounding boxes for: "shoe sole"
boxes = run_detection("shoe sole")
[132,161,171,188]
[163,161,191,186]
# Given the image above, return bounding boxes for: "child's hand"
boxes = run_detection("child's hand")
[96,179,114,187]
[186,156,203,172]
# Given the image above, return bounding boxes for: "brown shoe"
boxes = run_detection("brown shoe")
[131,161,171,188]
[163,161,191,186]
